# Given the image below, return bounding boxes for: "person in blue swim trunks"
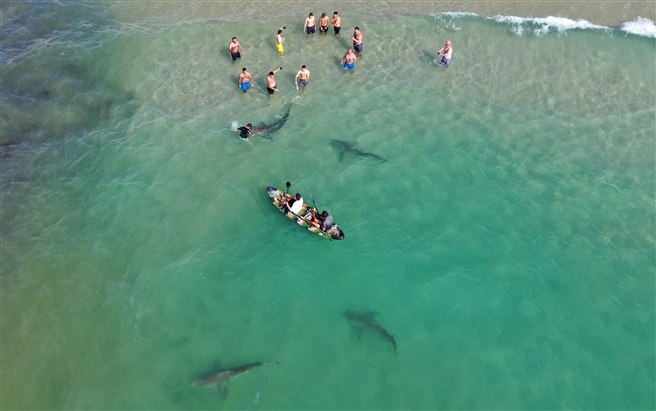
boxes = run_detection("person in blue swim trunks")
[437,40,452,66]
[341,48,357,70]
[238,67,253,92]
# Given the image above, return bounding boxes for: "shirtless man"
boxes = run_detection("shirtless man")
[319,13,330,33]
[437,40,453,66]
[332,11,341,35]
[295,65,310,88]
[352,27,363,55]
[229,37,244,61]
[275,27,285,53]
[341,48,357,70]
[303,13,316,35]
[266,67,282,94]
[238,67,253,92]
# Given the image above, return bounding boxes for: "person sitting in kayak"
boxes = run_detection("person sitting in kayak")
[307,207,322,228]
[282,193,304,215]
[319,210,334,231]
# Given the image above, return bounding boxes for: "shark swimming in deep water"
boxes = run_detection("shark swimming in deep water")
[329,140,387,162]
[345,310,397,354]
[252,96,299,140]
[191,360,279,398]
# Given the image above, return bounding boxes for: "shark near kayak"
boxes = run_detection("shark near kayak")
[266,186,344,240]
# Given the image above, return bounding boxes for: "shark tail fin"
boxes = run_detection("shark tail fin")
[216,381,228,399]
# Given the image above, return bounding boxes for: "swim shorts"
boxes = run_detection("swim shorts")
[300,79,309,86]
[276,43,283,52]
[354,43,363,53]
[307,26,316,34]
[344,62,355,69]
[441,57,451,66]
[334,26,341,34]
[267,86,275,95]
[320,25,329,33]
[231,51,241,61]
[241,81,251,91]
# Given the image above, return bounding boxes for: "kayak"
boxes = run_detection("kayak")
[266,186,344,240]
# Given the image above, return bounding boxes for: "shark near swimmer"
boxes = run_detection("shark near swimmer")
[191,360,279,398]
[251,96,300,140]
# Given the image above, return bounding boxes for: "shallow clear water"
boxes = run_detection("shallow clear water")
[1,2,654,410]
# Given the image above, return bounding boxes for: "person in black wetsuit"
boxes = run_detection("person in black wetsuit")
[232,123,260,146]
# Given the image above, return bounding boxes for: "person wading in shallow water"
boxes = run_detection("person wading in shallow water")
[437,40,452,66]
[266,67,282,94]
[233,123,260,146]
[275,27,285,53]
[238,67,253,92]
[295,65,310,88]
[229,37,244,61]
[332,11,341,35]
[352,27,363,55]
[303,13,316,35]
[319,13,330,33]
[341,48,357,70]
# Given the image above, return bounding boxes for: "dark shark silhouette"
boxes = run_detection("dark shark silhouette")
[252,96,299,140]
[191,360,279,398]
[330,140,387,162]
[345,310,397,354]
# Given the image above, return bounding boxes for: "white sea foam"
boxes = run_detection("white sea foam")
[493,15,608,36]
[431,12,478,19]
[431,12,656,39]
[620,17,656,38]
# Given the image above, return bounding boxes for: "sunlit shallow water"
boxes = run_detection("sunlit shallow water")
[1,2,654,409]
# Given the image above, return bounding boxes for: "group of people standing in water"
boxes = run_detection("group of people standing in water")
[229,12,452,96]
[228,10,367,97]
[230,11,453,142]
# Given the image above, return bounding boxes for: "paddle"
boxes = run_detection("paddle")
[283,181,303,218]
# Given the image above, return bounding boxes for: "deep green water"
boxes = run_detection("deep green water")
[1,2,654,410]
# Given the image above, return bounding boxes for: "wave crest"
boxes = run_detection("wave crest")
[620,17,656,38]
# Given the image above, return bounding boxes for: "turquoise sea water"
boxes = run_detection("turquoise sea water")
[1,2,654,410]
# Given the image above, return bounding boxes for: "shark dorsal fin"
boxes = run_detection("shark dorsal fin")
[356,328,364,340]
[364,310,379,320]
[212,360,223,372]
